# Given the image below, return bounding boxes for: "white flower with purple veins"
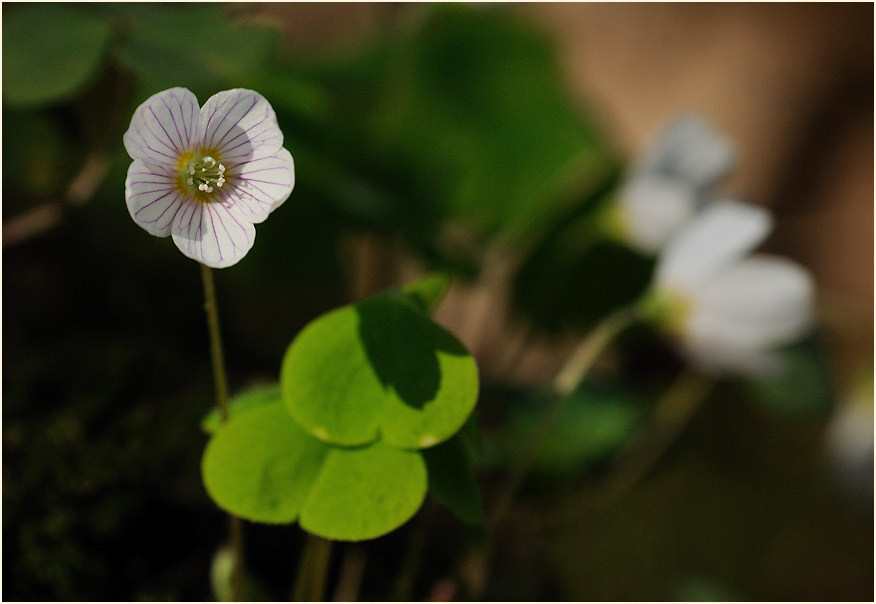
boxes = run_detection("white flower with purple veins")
[124,87,294,268]
[614,116,737,254]
[641,200,815,375]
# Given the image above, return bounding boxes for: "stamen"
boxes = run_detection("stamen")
[184,154,227,196]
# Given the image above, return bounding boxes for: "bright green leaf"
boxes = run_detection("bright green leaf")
[2,5,113,106]
[423,433,482,525]
[282,287,478,449]
[203,394,431,540]
[202,401,328,524]
[300,443,427,541]
[201,383,281,434]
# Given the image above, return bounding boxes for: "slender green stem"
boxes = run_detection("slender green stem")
[200,263,244,601]
[201,264,230,421]
[489,305,639,529]
[552,306,639,397]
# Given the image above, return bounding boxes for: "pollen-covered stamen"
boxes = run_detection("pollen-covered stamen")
[185,154,227,195]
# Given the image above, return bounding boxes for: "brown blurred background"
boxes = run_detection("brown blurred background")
[259,2,873,388]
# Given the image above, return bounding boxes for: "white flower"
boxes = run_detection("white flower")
[612,116,736,254]
[123,87,295,268]
[641,200,815,375]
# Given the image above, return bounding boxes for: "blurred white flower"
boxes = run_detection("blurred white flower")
[124,87,294,268]
[641,200,815,375]
[612,115,736,254]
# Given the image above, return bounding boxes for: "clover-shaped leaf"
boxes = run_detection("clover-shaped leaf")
[202,399,327,524]
[202,393,428,540]
[281,277,478,449]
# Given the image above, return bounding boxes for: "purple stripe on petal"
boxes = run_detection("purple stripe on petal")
[198,89,284,164]
[158,95,185,151]
[123,88,200,167]
[171,195,254,268]
[226,148,295,219]
[125,160,186,237]
[213,97,257,149]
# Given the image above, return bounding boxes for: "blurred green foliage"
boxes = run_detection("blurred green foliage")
[743,339,835,417]
[3,5,113,107]
[2,2,866,602]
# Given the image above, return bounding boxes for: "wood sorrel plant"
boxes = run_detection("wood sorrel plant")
[124,87,481,598]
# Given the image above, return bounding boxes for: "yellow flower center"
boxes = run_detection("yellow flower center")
[638,288,691,335]
[176,149,226,199]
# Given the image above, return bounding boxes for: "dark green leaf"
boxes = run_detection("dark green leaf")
[512,205,653,333]
[363,7,617,240]
[423,433,482,525]
[114,5,276,91]
[505,383,644,476]
[743,339,834,417]
[3,5,113,106]
[399,273,452,314]
[2,111,73,203]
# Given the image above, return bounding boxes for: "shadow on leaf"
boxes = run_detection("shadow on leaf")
[355,292,468,410]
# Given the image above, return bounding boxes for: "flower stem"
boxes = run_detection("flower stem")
[293,533,334,601]
[200,263,244,602]
[309,536,333,601]
[201,264,230,421]
[489,305,639,528]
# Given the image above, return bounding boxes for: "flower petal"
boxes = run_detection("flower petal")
[636,115,737,189]
[685,255,815,349]
[123,87,199,168]
[171,198,255,268]
[198,89,283,165]
[617,174,697,254]
[656,200,772,293]
[125,160,185,237]
[224,148,295,224]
